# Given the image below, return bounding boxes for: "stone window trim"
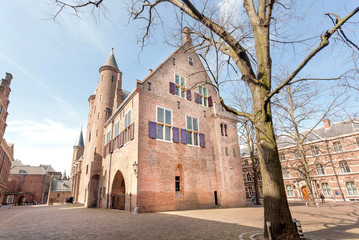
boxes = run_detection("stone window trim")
[321,183,332,196]
[286,185,295,197]
[316,164,326,175]
[311,146,320,156]
[247,186,254,196]
[339,160,351,173]
[345,181,359,196]
[156,106,173,142]
[333,141,344,153]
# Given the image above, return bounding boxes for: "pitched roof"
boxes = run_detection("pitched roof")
[102,48,118,69]
[74,128,84,147]
[51,179,72,192]
[10,166,46,175]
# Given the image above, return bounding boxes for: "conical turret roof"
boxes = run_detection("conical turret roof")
[102,48,118,69]
[74,128,84,147]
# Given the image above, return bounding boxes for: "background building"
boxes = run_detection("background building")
[241,118,359,202]
[71,30,247,212]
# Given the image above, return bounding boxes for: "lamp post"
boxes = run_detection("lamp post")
[132,161,139,214]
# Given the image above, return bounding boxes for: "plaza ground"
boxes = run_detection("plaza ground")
[0,201,358,240]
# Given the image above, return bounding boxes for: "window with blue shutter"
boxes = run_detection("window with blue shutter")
[173,127,180,143]
[156,107,172,141]
[169,82,176,94]
[186,116,199,146]
[195,93,200,104]
[149,121,157,139]
[181,128,188,144]
[208,96,213,107]
[186,90,191,101]
[199,133,205,148]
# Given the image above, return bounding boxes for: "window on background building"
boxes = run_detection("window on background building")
[346,182,359,195]
[356,138,359,148]
[260,186,263,197]
[294,150,301,159]
[199,86,208,106]
[286,185,295,197]
[106,130,112,144]
[282,168,290,179]
[174,74,186,98]
[316,164,326,175]
[244,160,249,166]
[232,149,236,157]
[248,187,254,196]
[279,153,286,161]
[246,172,252,182]
[114,121,120,137]
[311,146,320,156]
[0,105,3,115]
[339,160,351,173]
[86,165,89,175]
[333,141,343,152]
[186,116,198,146]
[157,107,172,141]
[298,166,304,178]
[188,56,194,66]
[258,173,262,181]
[321,183,332,196]
[172,57,175,65]
[124,110,132,143]
[225,147,228,156]
[353,122,359,129]
[6,195,14,204]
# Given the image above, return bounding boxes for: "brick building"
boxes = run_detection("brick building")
[241,119,359,202]
[0,72,13,206]
[49,177,72,204]
[4,161,61,205]
[70,29,247,212]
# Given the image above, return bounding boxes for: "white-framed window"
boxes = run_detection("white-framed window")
[333,141,343,152]
[174,74,186,98]
[339,160,351,173]
[279,153,286,161]
[246,172,252,182]
[188,56,193,66]
[286,185,295,197]
[356,138,359,148]
[6,195,14,204]
[248,186,254,196]
[124,109,132,144]
[321,183,332,196]
[298,166,304,178]
[316,164,326,175]
[346,182,359,195]
[282,168,290,179]
[258,172,262,181]
[244,160,249,166]
[311,146,320,156]
[199,86,208,107]
[294,150,300,159]
[156,107,172,141]
[114,120,120,136]
[106,130,112,144]
[186,116,198,146]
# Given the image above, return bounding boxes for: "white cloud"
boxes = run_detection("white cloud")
[5,119,80,175]
[218,0,244,28]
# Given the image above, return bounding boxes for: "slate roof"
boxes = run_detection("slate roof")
[102,49,118,69]
[39,164,57,173]
[10,166,46,175]
[11,160,25,167]
[51,179,72,192]
[74,129,84,147]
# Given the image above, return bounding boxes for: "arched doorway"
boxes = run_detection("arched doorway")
[89,174,99,208]
[111,170,126,210]
[301,186,308,200]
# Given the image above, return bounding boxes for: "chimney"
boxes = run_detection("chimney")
[323,119,331,129]
[183,27,192,44]
[148,69,153,75]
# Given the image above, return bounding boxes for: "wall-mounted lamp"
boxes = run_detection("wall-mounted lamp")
[132,161,138,178]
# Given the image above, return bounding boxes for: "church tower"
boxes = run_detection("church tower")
[70,127,84,201]
[78,49,122,207]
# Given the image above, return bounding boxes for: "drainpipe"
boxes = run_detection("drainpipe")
[325,139,345,201]
[106,119,115,209]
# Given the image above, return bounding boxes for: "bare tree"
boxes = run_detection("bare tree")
[51,1,359,238]
[273,82,344,207]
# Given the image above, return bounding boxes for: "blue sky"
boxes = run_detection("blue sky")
[1,0,358,175]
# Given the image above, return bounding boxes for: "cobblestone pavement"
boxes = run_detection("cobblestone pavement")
[0,201,358,240]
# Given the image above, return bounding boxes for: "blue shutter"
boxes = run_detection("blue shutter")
[208,96,213,107]
[169,82,176,94]
[195,93,200,104]
[186,90,191,101]
[181,128,188,144]
[173,127,179,143]
[149,121,157,139]
[199,133,205,148]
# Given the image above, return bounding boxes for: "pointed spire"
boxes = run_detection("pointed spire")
[74,127,84,147]
[102,48,119,69]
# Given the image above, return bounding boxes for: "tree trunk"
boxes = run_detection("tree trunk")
[254,90,299,239]
[298,143,316,207]
[250,152,261,205]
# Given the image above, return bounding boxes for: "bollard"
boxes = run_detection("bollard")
[266,221,273,240]
[295,220,305,238]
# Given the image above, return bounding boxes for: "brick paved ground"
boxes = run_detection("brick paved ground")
[0,201,358,240]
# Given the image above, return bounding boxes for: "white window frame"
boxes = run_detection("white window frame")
[346,182,359,196]
[248,186,254,196]
[186,115,199,146]
[156,106,172,142]
[174,73,186,99]
[114,120,120,137]
[316,164,326,175]
[279,153,286,161]
[333,141,343,153]
[286,185,295,197]
[6,195,14,204]
[282,168,290,179]
[321,183,332,196]
[311,146,320,156]
[124,109,132,144]
[198,86,208,107]
[246,172,252,182]
[106,130,112,144]
[339,160,351,173]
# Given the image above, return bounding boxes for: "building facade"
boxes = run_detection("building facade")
[242,119,359,202]
[71,30,247,212]
[0,73,13,206]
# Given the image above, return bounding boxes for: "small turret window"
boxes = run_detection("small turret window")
[111,76,114,82]
[188,57,193,66]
